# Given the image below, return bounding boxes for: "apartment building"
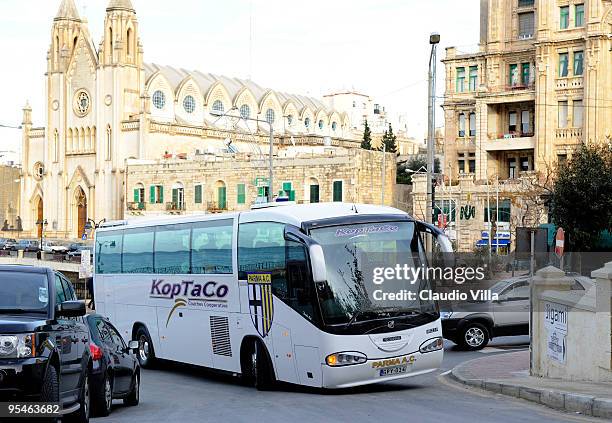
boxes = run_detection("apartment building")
[442,0,611,181]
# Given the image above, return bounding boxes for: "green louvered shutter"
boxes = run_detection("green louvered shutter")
[134,189,140,203]
[159,186,164,204]
[218,187,227,209]
[194,185,202,204]
[333,181,343,202]
[237,184,246,204]
[150,186,155,203]
[310,185,320,203]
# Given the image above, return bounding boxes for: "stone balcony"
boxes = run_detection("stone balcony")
[555,127,583,140]
[555,76,583,90]
[484,134,535,151]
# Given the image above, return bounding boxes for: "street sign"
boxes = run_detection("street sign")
[79,250,93,279]
[82,234,87,241]
[554,227,565,258]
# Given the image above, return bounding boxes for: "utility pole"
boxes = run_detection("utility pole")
[381,143,386,205]
[426,33,440,235]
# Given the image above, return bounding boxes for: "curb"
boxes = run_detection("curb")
[449,363,612,419]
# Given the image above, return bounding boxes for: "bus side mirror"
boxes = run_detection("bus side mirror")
[309,244,327,284]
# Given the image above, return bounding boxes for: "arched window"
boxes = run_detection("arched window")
[331,121,338,132]
[183,95,196,114]
[265,109,275,124]
[152,91,166,109]
[287,115,294,126]
[106,125,112,160]
[73,36,78,52]
[318,120,324,130]
[67,128,73,153]
[212,100,225,114]
[79,128,85,152]
[108,27,113,59]
[55,36,59,61]
[127,28,133,56]
[304,117,311,129]
[240,104,251,119]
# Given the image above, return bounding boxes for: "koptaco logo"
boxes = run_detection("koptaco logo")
[150,279,229,301]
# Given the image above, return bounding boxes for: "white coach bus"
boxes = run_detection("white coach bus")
[94,203,452,389]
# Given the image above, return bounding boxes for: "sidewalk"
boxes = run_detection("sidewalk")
[450,350,612,419]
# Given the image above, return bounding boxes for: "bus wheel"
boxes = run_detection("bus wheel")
[250,341,274,391]
[135,327,155,368]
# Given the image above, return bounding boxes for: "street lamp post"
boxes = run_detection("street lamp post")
[35,219,48,259]
[211,110,275,203]
[84,218,106,241]
[426,33,440,248]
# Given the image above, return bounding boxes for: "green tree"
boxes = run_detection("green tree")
[551,142,612,251]
[397,155,441,184]
[381,123,397,153]
[361,120,372,150]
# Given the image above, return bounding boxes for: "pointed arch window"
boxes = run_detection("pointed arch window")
[106,125,112,161]
[53,130,59,162]
[127,28,133,57]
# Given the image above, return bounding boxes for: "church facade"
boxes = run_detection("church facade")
[20,0,393,240]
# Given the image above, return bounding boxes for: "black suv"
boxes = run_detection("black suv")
[0,265,91,422]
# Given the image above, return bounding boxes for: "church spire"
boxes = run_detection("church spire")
[106,0,135,12]
[55,0,80,21]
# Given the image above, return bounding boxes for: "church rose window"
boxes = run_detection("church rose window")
[73,89,91,117]
[183,95,196,114]
[153,90,166,109]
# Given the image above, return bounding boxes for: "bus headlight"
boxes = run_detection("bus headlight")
[419,337,443,354]
[325,352,367,367]
[0,334,36,358]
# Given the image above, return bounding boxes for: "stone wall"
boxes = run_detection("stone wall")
[531,265,612,383]
[125,148,396,215]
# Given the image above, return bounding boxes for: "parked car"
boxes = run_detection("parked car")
[0,265,91,422]
[15,239,40,252]
[42,241,69,254]
[67,244,93,258]
[0,238,17,250]
[84,314,140,416]
[441,274,594,350]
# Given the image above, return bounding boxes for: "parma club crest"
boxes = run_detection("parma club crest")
[247,273,274,337]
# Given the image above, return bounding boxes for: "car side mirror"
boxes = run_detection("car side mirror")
[309,244,327,284]
[56,300,87,318]
[128,340,139,352]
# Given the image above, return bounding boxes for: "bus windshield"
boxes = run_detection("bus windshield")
[309,221,436,326]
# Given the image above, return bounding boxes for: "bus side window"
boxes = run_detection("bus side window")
[191,219,233,274]
[154,224,191,274]
[96,231,123,274]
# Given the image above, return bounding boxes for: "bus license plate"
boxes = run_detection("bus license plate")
[379,365,407,377]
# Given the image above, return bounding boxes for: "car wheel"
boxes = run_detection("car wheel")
[66,373,90,423]
[92,373,112,417]
[251,341,274,391]
[460,323,489,350]
[40,365,59,402]
[136,327,155,368]
[124,372,140,406]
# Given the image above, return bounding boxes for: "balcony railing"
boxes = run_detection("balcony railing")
[166,202,186,212]
[484,134,535,151]
[456,137,476,150]
[555,77,583,90]
[207,202,227,213]
[555,128,583,139]
[127,202,146,211]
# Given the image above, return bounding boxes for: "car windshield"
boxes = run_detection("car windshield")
[0,272,49,314]
[309,221,435,325]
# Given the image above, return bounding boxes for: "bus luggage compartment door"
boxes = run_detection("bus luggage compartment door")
[294,345,322,387]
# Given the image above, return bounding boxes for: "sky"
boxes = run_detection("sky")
[0,0,480,163]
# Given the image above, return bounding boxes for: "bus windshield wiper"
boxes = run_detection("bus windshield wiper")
[345,307,417,328]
